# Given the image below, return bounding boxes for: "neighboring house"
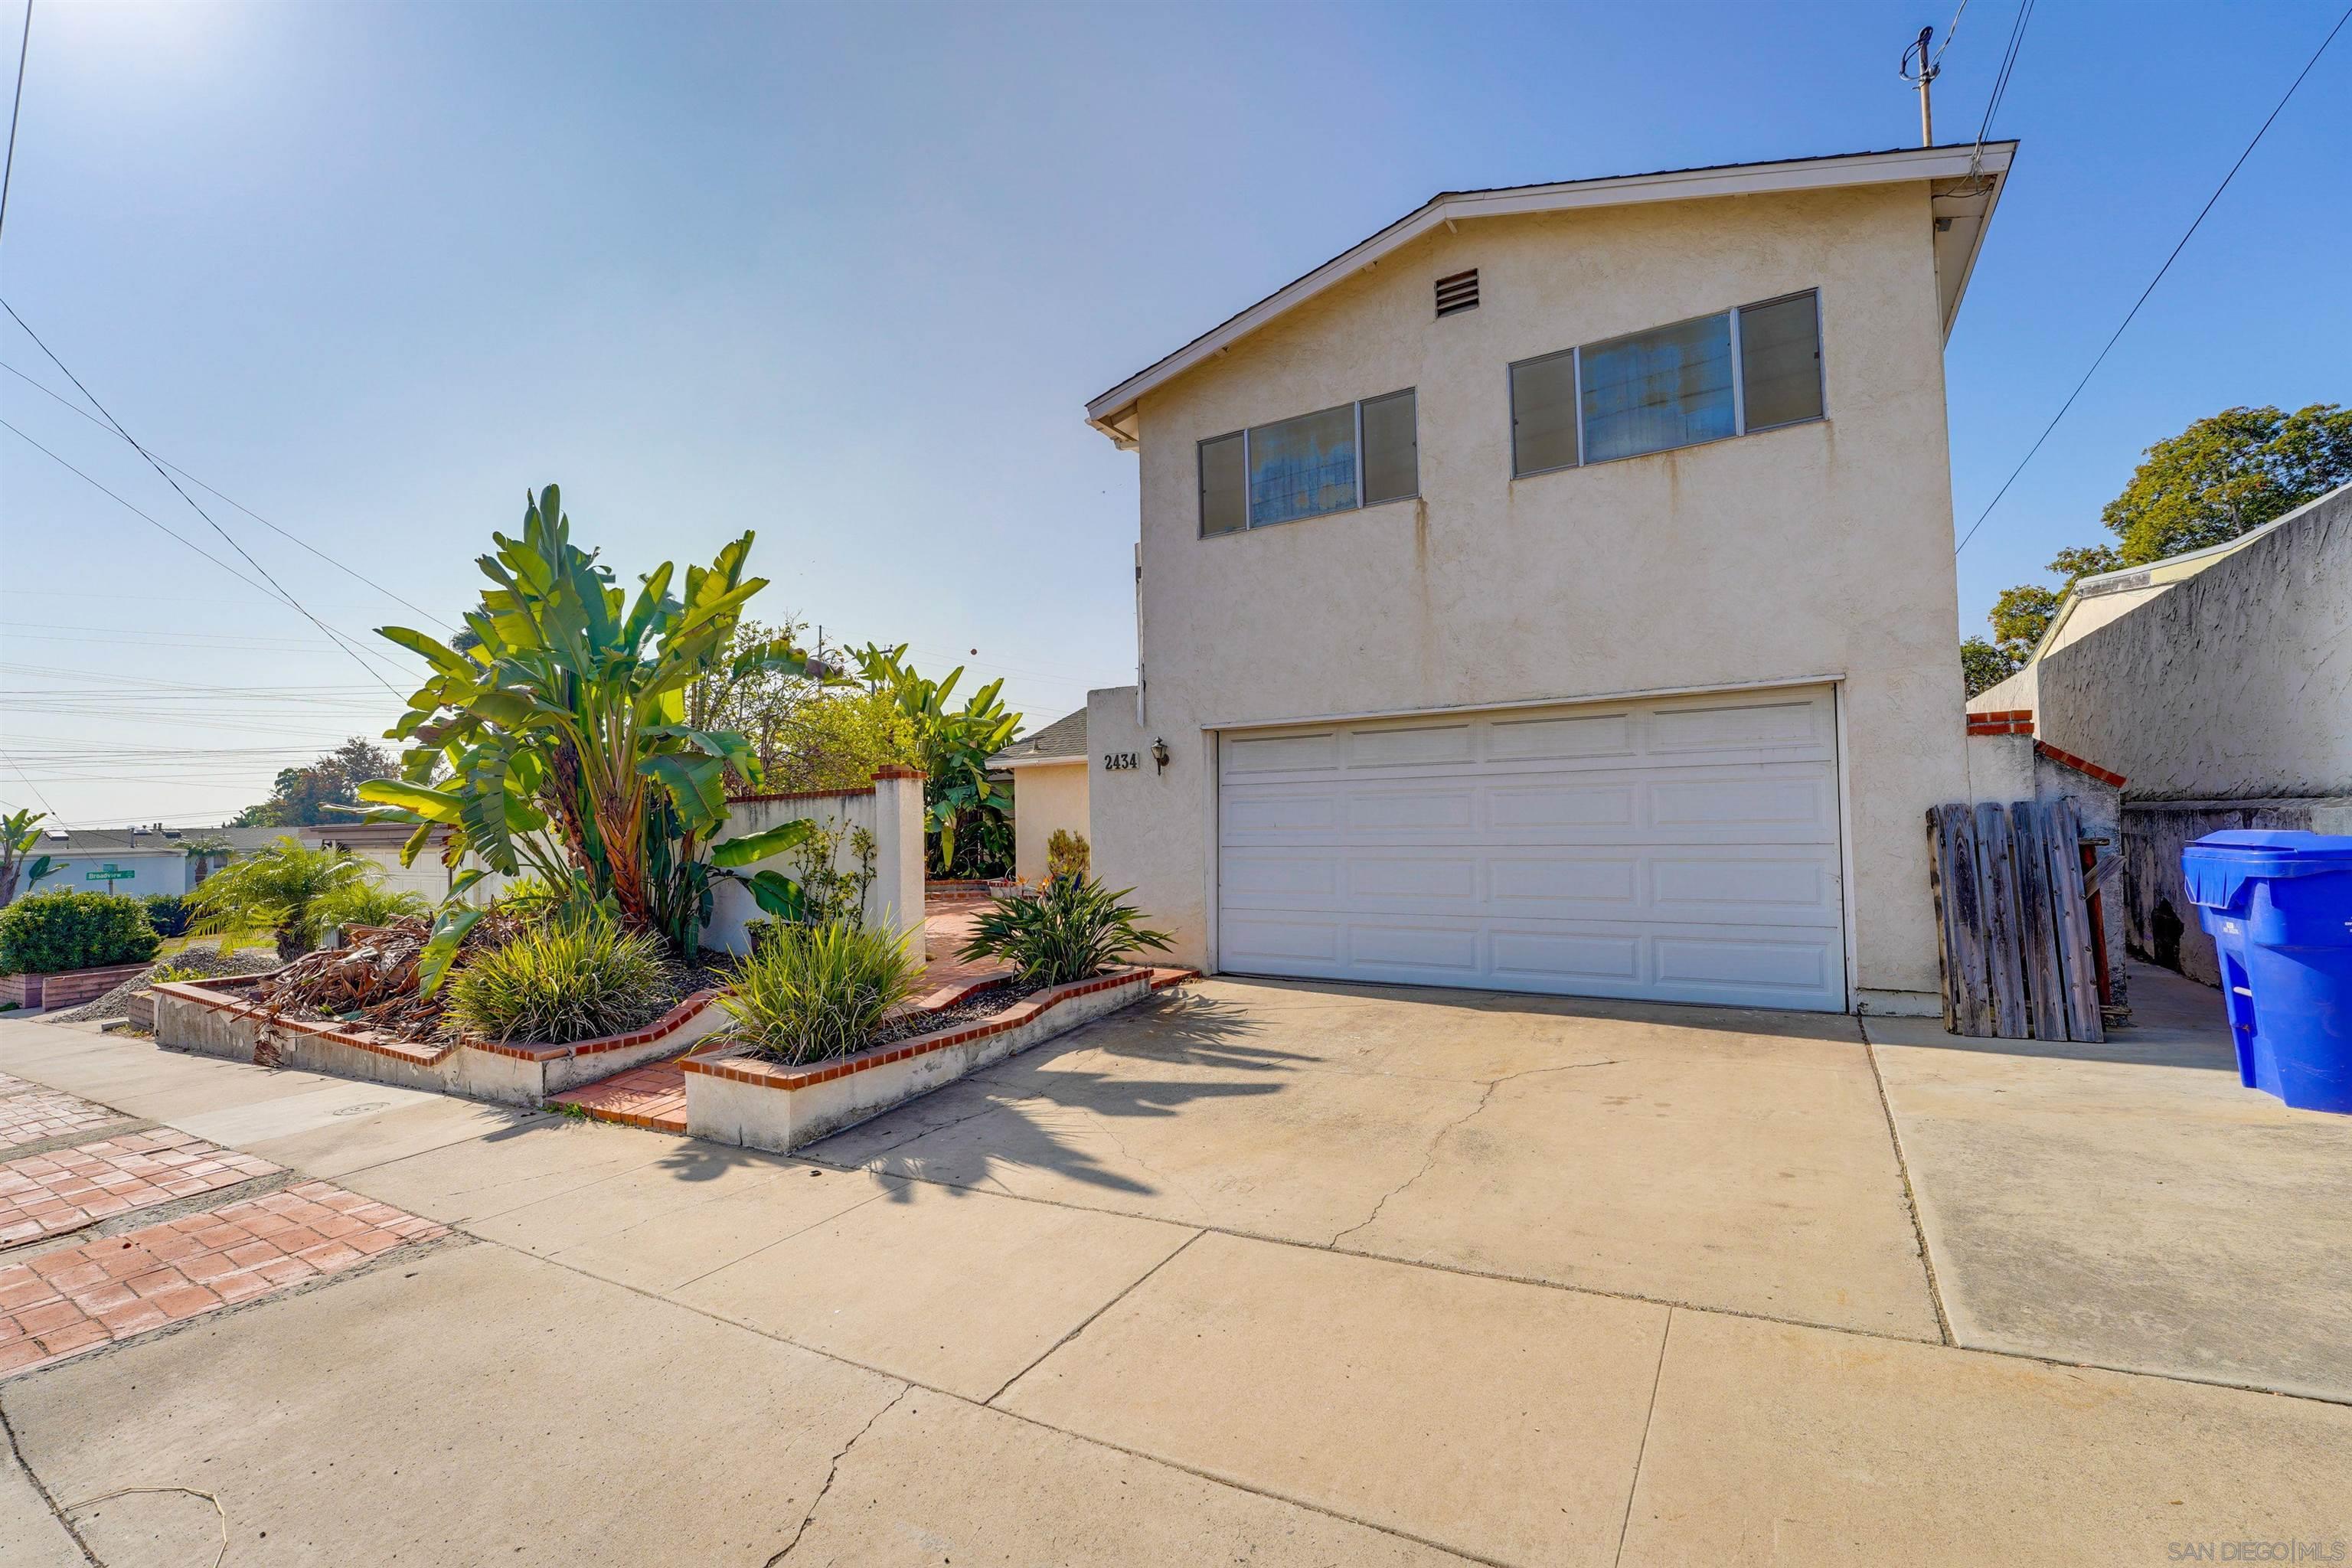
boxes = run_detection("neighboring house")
[6,825,296,903]
[988,707,1090,883]
[1968,482,2352,984]
[1080,142,2016,1014]
[306,821,462,904]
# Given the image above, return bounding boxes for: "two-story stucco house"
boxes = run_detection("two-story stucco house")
[1080,143,2017,1016]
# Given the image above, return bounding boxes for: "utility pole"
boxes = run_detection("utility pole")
[1901,25,1939,147]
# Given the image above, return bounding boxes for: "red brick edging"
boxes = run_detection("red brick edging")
[684,968,1154,1093]
[2033,740,2127,789]
[150,976,724,1068]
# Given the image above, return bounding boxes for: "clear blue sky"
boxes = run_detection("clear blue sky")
[2,0,2345,828]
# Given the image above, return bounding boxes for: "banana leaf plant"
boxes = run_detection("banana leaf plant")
[852,644,1021,877]
[355,485,824,991]
[1,808,59,906]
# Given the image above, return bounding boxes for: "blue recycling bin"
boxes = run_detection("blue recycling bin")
[2180,831,2352,1114]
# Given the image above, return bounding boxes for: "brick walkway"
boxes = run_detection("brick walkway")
[0,1131,280,1246]
[0,1082,132,1152]
[0,1181,447,1377]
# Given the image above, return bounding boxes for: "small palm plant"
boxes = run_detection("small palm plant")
[957,876,1171,988]
[187,838,394,959]
[722,920,923,1065]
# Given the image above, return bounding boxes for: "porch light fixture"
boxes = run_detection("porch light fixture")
[1152,737,1170,773]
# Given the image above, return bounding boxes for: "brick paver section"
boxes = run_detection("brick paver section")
[0,1084,132,1152]
[547,1057,691,1132]
[0,1131,279,1246]
[0,1181,448,1377]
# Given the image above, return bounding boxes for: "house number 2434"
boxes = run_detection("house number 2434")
[1102,752,1140,770]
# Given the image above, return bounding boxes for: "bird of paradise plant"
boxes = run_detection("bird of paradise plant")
[356,485,823,989]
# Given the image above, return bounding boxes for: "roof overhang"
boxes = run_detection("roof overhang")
[1086,142,2016,446]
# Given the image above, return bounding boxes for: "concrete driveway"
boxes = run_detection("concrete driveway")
[2,974,2347,1566]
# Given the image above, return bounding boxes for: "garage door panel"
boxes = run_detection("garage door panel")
[1648,697,1828,755]
[1649,855,1839,921]
[1220,853,1339,897]
[1218,688,1846,1011]
[1646,774,1834,833]
[1345,856,1478,902]
[1487,782,1640,830]
[1348,923,1481,973]
[1487,711,1636,762]
[1654,935,1834,995]
[1490,929,1644,984]
[1348,724,1475,768]
[1345,789,1476,832]
[1223,789,1341,835]
[1224,732,1341,774]
[1489,854,1641,911]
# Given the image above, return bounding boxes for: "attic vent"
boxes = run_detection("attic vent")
[1434,269,1479,318]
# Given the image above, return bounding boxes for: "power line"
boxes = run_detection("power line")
[0,750,61,818]
[0,415,414,677]
[1955,2,2350,557]
[0,358,454,632]
[0,0,27,248]
[0,297,410,697]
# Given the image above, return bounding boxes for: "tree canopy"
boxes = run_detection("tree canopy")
[1961,403,2350,697]
[234,737,399,826]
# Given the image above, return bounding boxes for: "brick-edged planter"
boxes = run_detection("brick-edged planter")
[923,878,1018,908]
[149,975,731,1108]
[684,968,1155,1154]
[123,990,158,1032]
[0,960,157,1011]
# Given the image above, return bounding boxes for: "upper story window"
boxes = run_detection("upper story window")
[1510,289,1823,475]
[1199,388,1418,537]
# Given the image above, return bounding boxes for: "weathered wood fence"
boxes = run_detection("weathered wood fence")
[1926,800,2112,1043]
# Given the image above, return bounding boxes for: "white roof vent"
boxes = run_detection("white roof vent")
[1434,268,1479,318]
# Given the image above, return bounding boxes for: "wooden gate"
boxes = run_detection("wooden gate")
[1926,801,2110,1042]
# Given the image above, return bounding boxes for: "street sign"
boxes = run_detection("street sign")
[85,864,136,883]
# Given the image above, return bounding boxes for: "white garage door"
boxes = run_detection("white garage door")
[1215,687,1847,1011]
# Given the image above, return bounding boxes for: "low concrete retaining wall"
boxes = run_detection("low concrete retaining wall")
[684,969,1156,1154]
[150,976,730,1108]
[1,960,156,1011]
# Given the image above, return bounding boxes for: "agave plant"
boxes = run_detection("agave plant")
[956,876,1171,988]
[355,485,825,989]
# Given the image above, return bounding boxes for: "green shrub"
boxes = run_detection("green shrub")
[446,917,677,1044]
[0,890,162,975]
[957,876,1170,988]
[722,920,922,1065]
[1045,829,1089,883]
[142,893,193,939]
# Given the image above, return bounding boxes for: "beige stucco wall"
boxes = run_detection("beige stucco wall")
[1009,761,1090,883]
[1091,183,1973,1007]
[2022,485,2351,801]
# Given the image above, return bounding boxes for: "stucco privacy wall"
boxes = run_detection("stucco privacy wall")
[701,769,926,956]
[1095,184,1969,1004]
[1009,761,1089,882]
[2022,485,2352,802]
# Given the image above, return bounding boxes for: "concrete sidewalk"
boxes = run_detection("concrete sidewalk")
[2,985,2347,1566]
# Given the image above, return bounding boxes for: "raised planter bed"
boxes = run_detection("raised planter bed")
[0,961,158,1012]
[149,974,731,1109]
[684,967,1163,1154]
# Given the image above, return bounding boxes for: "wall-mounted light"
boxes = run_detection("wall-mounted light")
[1152,737,1170,773]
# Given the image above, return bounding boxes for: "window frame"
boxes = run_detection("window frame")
[1506,288,1826,480]
[1197,387,1420,539]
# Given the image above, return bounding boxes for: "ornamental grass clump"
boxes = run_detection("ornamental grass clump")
[446,917,677,1045]
[956,875,1171,988]
[722,920,922,1066]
